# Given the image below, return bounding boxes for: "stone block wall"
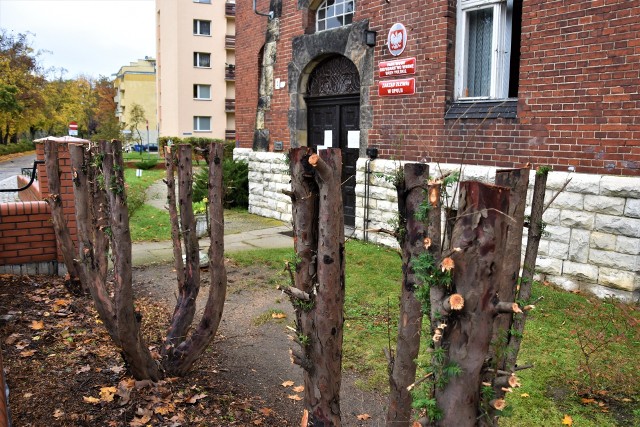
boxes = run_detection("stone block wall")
[240,151,639,301]
[234,148,292,223]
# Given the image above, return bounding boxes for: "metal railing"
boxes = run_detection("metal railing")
[0,160,43,193]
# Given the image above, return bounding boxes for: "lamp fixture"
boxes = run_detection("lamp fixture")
[365,30,377,47]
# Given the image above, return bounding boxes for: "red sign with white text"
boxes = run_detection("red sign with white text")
[378,78,415,96]
[379,57,416,78]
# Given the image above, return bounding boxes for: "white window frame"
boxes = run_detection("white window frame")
[194,116,211,132]
[193,19,211,36]
[193,0,211,4]
[193,84,212,100]
[316,0,355,32]
[454,0,513,100]
[193,52,211,68]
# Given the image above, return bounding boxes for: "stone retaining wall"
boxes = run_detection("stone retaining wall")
[236,149,640,301]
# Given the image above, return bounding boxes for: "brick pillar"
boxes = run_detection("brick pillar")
[36,141,83,263]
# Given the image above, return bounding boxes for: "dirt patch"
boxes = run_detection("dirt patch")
[0,262,387,426]
[134,261,388,425]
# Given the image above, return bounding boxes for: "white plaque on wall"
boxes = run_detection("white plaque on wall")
[347,130,360,149]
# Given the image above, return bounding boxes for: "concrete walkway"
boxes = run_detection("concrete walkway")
[132,225,293,266]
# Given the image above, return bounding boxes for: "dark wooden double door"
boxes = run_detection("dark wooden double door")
[307,95,359,227]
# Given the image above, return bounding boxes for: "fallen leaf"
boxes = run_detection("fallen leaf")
[153,403,175,415]
[53,409,64,418]
[357,413,371,420]
[5,333,21,345]
[110,365,125,375]
[76,365,91,374]
[581,397,595,404]
[23,393,33,399]
[83,396,100,404]
[100,386,117,402]
[271,312,287,319]
[253,420,263,425]
[29,320,44,330]
[19,349,36,357]
[185,393,207,404]
[293,385,305,393]
[562,414,573,425]
[287,394,303,401]
[520,393,530,398]
[259,407,273,416]
[281,380,295,387]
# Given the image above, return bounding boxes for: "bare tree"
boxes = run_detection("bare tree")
[282,147,345,426]
[44,140,227,380]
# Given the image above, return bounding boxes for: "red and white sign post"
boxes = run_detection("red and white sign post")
[68,121,78,136]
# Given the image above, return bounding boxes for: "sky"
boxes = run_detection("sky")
[0,0,156,80]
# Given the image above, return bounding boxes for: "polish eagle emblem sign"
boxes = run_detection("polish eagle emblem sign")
[387,23,407,56]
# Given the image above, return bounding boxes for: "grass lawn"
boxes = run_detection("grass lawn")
[226,242,640,426]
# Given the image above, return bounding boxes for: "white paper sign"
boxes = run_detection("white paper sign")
[347,130,360,149]
[324,130,333,147]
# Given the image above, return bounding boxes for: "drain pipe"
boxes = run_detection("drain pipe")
[363,148,378,242]
[253,0,274,20]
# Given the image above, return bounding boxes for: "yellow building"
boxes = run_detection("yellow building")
[155,0,236,140]
[113,58,158,145]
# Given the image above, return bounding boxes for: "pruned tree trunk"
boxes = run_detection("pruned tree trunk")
[490,168,530,357]
[163,143,228,376]
[286,148,345,426]
[434,182,511,427]
[46,140,227,381]
[43,141,83,292]
[386,163,430,426]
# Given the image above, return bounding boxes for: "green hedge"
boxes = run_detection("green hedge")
[157,137,235,160]
[192,158,249,209]
[0,141,36,157]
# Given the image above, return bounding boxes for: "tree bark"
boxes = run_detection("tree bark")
[490,168,529,359]
[434,181,511,427]
[288,147,319,415]
[164,144,200,353]
[43,140,82,288]
[503,168,549,373]
[164,142,227,376]
[101,140,159,381]
[67,143,119,346]
[386,163,429,426]
[288,149,344,426]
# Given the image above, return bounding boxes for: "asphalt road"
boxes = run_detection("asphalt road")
[0,152,37,182]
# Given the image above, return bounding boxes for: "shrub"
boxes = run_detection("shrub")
[127,187,147,217]
[192,159,249,208]
[135,158,158,170]
[0,140,36,156]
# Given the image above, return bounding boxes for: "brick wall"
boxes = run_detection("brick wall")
[0,141,79,274]
[236,0,640,176]
[0,201,58,274]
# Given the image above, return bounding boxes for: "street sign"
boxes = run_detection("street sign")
[379,57,416,77]
[69,121,78,136]
[378,78,415,96]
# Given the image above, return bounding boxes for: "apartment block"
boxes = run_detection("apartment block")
[113,57,158,145]
[156,0,236,140]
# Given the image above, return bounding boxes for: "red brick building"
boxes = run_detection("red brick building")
[235,0,640,299]
[237,0,639,175]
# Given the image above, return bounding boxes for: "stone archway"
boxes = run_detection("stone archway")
[287,20,375,158]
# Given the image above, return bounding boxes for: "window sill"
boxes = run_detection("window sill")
[193,98,212,101]
[193,130,211,133]
[445,99,517,120]
[193,34,212,37]
[194,66,212,69]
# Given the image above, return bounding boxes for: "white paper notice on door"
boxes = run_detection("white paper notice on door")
[347,130,360,149]
[324,130,333,147]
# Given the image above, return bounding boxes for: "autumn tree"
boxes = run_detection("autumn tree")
[128,103,146,147]
[0,29,46,143]
[91,76,121,140]
[44,140,228,379]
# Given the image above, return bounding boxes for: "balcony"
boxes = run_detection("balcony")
[225,129,236,141]
[225,98,235,112]
[225,35,235,50]
[225,64,236,80]
[225,2,236,17]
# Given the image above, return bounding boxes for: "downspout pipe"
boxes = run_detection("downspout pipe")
[254,0,274,20]
[363,159,371,242]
